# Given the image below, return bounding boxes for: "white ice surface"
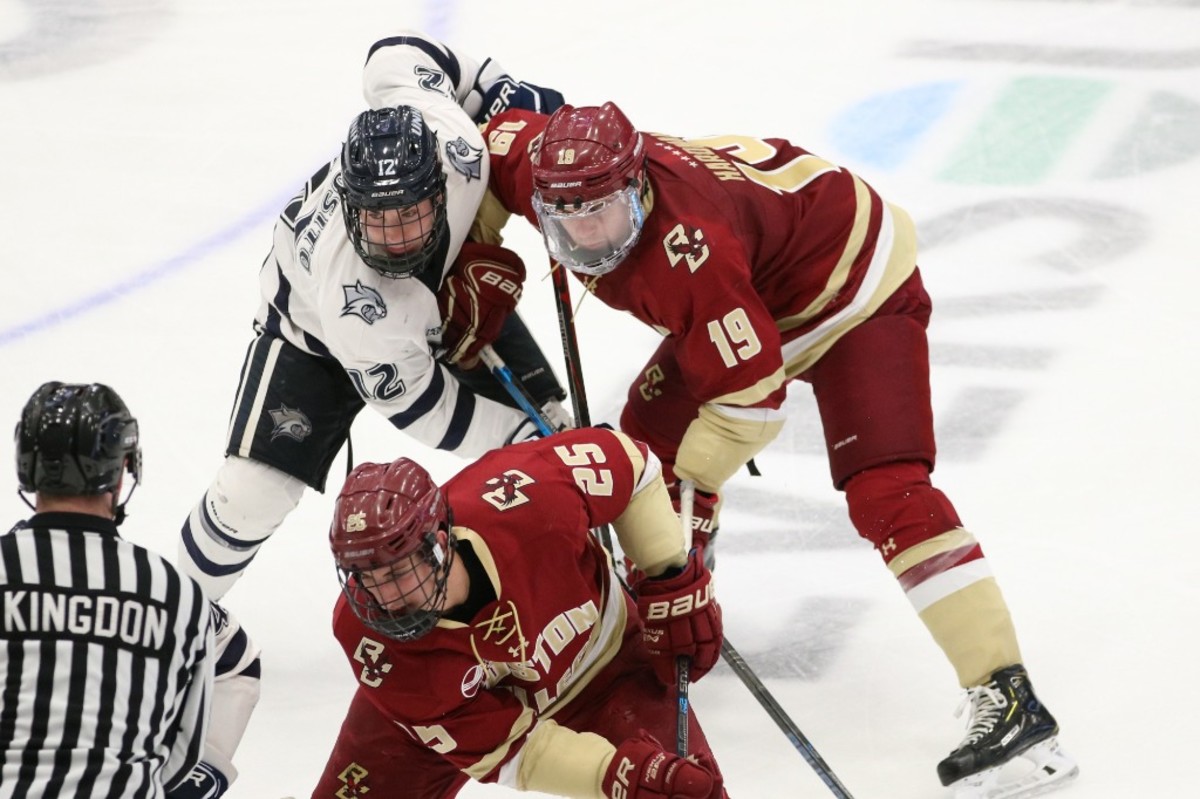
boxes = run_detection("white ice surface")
[2,1,1198,796]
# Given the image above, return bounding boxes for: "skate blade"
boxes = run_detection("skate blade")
[952,737,1079,799]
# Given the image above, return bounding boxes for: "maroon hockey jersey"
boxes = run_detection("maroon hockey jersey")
[481,110,917,411]
[330,428,647,782]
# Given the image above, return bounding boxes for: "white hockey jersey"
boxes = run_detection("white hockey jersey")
[361,29,508,126]
[255,34,526,458]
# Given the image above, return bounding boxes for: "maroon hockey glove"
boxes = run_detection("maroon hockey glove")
[666,482,720,550]
[631,550,722,685]
[602,732,725,799]
[438,242,525,368]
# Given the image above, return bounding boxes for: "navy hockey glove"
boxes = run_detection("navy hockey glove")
[630,549,722,685]
[439,242,525,369]
[471,57,565,124]
[167,761,230,799]
[602,731,725,799]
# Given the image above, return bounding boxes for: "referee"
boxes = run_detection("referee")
[1,382,260,798]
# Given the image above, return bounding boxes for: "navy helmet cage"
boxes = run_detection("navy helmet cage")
[15,382,142,498]
[336,106,449,278]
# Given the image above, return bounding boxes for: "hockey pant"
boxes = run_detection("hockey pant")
[622,269,1022,687]
[311,621,723,798]
[180,314,565,599]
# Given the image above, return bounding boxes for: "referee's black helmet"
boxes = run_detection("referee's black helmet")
[15,381,142,496]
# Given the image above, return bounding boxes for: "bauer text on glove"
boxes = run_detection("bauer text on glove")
[632,550,722,684]
[438,242,525,368]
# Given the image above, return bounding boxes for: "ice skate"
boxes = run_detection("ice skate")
[938,664,1079,798]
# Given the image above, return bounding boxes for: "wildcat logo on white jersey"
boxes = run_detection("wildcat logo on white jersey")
[445,137,484,181]
[341,281,388,324]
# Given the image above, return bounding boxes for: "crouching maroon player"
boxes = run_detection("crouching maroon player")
[311,426,728,798]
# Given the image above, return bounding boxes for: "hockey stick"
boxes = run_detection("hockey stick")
[675,656,691,757]
[680,485,853,795]
[719,640,855,797]
[675,483,696,757]
[548,261,593,429]
[543,270,849,790]
[548,262,613,553]
[480,345,555,436]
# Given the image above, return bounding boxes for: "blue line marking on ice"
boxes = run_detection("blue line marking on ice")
[2,0,460,351]
[828,81,961,169]
[0,192,290,349]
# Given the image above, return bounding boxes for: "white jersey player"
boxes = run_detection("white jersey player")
[179,33,568,599]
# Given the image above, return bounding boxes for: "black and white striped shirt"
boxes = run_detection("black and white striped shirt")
[1,512,214,799]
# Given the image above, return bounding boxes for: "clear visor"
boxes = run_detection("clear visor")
[533,185,645,276]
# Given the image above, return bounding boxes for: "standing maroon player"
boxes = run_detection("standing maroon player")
[312,427,726,798]
[471,103,1077,799]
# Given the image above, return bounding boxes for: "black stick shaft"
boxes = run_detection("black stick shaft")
[676,655,691,757]
[549,262,613,553]
[720,638,856,798]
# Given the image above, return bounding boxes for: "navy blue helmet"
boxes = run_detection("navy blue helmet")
[336,106,449,278]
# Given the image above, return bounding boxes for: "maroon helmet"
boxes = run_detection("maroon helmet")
[531,102,647,276]
[329,458,455,641]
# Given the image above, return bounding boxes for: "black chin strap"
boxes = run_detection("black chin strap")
[16,489,35,513]
[113,481,138,527]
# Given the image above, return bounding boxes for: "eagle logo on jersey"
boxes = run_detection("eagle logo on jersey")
[445,137,484,182]
[638,364,666,402]
[413,65,452,97]
[341,281,388,324]
[663,223,711,272]
[481,469,534,510]
[335,762,370,799]
[352,637,394,688]
[268,405,312,442]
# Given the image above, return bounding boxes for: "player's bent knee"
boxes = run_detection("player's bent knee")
[180,457,308,596]
[843,461,963,555]
[203,456,307,540]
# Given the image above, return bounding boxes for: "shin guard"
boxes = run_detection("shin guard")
[179,456,306,599]
[845,462,1022,686]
